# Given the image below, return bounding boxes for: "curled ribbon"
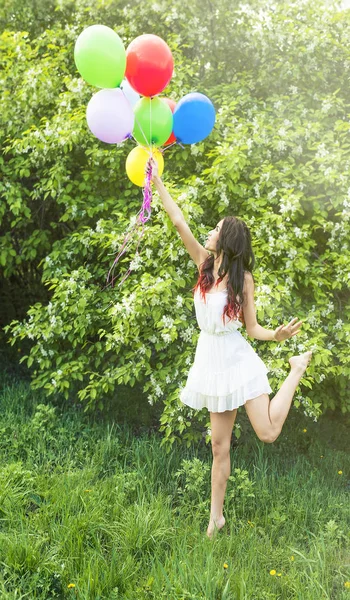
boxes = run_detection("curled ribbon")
[105,157,153,289]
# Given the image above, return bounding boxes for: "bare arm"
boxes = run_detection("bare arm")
[244,273,303,342]
[243,273,276,341]
[247,324,276,341]
[152,175,184,226]
[148,158,207,267]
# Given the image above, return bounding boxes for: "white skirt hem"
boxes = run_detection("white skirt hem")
[180,374,273,413]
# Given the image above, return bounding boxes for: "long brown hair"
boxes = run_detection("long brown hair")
[192,216,255,326]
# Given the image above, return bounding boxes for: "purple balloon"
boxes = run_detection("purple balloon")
[86,88,134,144]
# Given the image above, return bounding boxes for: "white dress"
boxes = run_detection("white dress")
[179,288,272,412]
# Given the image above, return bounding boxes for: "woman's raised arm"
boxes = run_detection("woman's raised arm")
[149,157,184,226]
[148,157,207,268]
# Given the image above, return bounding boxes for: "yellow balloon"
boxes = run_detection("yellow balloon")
[125,145,164,187]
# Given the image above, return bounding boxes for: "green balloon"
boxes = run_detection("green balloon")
[74,25,126,88]
[133,97,173,147]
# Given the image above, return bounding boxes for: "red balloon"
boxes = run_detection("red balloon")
[162,98,177,146]
[126,34,174,97]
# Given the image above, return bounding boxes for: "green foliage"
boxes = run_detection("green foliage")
[1,0,350,452]
[0,377,349,599]
[227,467,256,503]
[174,457,211,517]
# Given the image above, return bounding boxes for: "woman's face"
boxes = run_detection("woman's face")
[205,219,224,253]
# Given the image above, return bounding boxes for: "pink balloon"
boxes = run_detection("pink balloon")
[86,88,134,143]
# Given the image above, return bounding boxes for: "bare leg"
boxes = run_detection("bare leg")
[268,351,313,432]
[206,409,237,539]
[245,351,313,445]
[207,454,230,533]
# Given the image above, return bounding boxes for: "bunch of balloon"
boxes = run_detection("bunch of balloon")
[74,25,216,288]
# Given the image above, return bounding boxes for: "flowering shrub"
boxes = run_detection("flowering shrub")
[2,0,350,452]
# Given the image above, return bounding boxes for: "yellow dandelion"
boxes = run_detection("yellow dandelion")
[67,583,76,588]
[303,428,307,432]
[247,520,255,527]
[344,581,350,588]
[84,489,91,492]
[320,455,324,458]
[270,570,276,576]
[223,563,228,569]
[290,556,295,561]
[277,573,282,577]
[338,471,343,475]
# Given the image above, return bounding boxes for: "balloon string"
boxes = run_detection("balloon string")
[105,221,139,289]
[105,160,153,289]
[150,97,152,147]
[162,141,177,152]
[106,89,168,290]
[104,88,155,289]
[121,87,152,152]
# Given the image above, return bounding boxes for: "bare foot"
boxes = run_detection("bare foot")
[288,350,313,374]
[206,515,226,539]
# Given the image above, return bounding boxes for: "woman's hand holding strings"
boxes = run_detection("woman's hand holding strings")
[146,157,160,183]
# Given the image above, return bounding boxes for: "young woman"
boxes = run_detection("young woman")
[149,158,312,539]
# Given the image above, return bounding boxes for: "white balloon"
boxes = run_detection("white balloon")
[86,88,134,144]
[121,79,141,108]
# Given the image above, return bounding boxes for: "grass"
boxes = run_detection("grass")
[0,364,349,599]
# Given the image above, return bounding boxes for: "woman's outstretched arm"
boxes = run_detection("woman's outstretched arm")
[243,272,303,342]
[149,158,184,226]
[149,158,208,268]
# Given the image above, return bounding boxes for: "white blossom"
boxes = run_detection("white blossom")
[277,140,287,152]
[96,219,104,233]
[180,326,195,342]
[279,196,299,215]
[267,187,278,200]
[154,384,163,398]
[129,253,143,271]
[161,315,174,328]
[315,143,329,159]
[175,295,184,308]
[161,332,172,344]
[258,284,272,295]
[287,248,298,259]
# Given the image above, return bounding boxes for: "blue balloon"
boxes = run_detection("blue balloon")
[173,92,216,144]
